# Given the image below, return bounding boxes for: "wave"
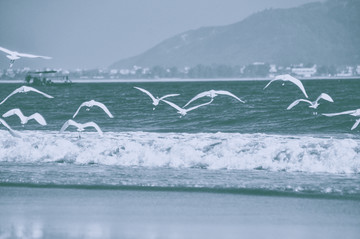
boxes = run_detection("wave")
[0,130,359,174]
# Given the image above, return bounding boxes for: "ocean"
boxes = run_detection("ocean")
[1,79,360,238]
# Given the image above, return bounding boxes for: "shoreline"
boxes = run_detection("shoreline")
[0,76,359,84]
[1,186,359,239]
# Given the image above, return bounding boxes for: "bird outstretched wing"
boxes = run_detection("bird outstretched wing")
[82,122,103,136]
[0,118,21,138]
[0,46,15,55]
[29,113,47,126]
[351,119,360,130]
[322,110,356,117]
[24,86,54,98]
[183,91,211,108]
[215,90,245,103]
[287,99,312,110]
[92,101,114,118]
[316,93,333,103]
[134,87,156,102]
[186,99,213,113]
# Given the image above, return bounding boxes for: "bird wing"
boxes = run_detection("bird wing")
[0,46,15,55]
[0,118,21,138]
[159,94,180,101]
[183,91,210,108]
[316,93,334,103]
[322,110,356,117]
[25,86,54,98]
[0,88,21,105]
[263,79,277,90]
[60,119,78,133]
[2,108,26,121]
[351,119,360,130]
[161,99,183,111]
[16,52,52,59]
[82,122,103,136]
[286,99,311,110]
[72,103,85,118]
[134,87,156,102]
[92,101,114,118]
[281,74,309,98]
[29,113,47,126]
[186,99,213,113]
[214,90,245,103]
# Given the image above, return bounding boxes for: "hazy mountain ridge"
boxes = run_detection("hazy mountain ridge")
[111,0,360,68]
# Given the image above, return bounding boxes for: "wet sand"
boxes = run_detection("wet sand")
[0,186,359,239]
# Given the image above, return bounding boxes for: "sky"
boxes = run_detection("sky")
[0,0,318,70]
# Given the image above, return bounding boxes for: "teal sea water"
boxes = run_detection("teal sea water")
[0,79,360,199]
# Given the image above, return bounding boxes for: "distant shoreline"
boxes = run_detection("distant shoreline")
[0,76,359,84]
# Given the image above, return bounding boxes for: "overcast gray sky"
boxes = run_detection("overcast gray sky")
[0,0,318,69]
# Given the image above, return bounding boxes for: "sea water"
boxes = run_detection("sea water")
[0,79,360,197]
[1,79,360,238]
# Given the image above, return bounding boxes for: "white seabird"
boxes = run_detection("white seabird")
[73,100,114,118]
[134,87,180,110]
[322,108,360,131]
[0,118,21,137]
[0,46,52,68]
[264,74,309,98]
[322,109,360,117]
[162,99,213,117]
[287,93,334,110]
[183,90,245,108]
[60,119,103,137]
[2,108,47,126]
[0,86,54,105]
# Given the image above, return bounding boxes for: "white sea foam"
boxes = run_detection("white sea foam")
[0,130,359,174]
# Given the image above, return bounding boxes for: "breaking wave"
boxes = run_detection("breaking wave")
[1,130,359,174]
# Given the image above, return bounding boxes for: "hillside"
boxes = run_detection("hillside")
[111,0,360,68]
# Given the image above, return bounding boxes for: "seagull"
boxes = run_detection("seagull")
[73,100,114,118]
[60,119,103,137]
[264,74,309,98]
[287,93,334,110]
[0,46,52,68]
[183,90,245,108]
[134,87,180,110]
[0,118,21,137]
[0,86,54,105]
[322,108,360,131]
[351,119,360,131]
[2,108,47,126]
[162,99,213,117]
[322,109,360,117]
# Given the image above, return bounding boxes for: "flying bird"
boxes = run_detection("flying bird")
[0,118,21,137]
[264,74,309,98]
[351,119,360,131]
[0,86,54,105]
[322,108,360,131]
[73,100,114,118]
[322,109,360,117]
[0,46,52,68]
[134,87,180,110]
[287,93,334,110]
[60,119,103,137]
[2,108,47,126]
[183,90,245,108]
[162,99,213,117]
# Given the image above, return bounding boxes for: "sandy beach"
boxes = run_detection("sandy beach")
[1,186,359,239]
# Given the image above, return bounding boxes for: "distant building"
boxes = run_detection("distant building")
[291,65,317,77]
[337,66,353,77]
[356,65,360,75]
[269,64,277,77]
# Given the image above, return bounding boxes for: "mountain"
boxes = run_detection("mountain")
[111,0,360,69]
